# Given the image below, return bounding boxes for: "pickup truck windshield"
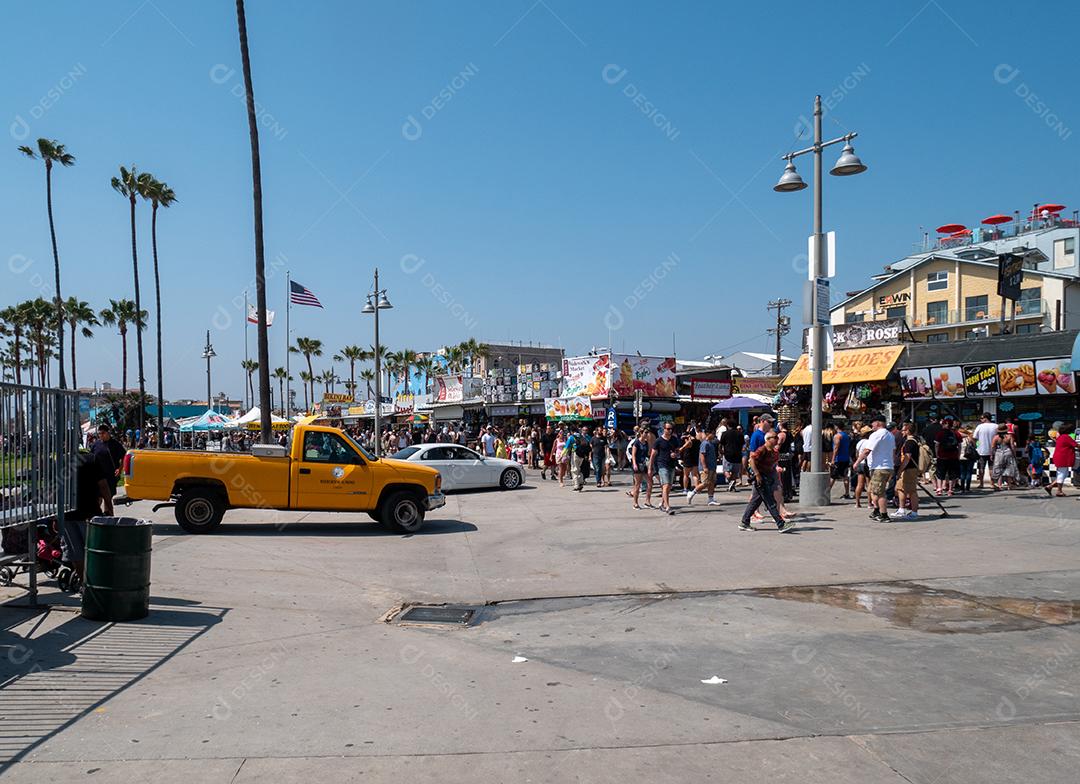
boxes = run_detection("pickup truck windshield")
[344,432,378,462]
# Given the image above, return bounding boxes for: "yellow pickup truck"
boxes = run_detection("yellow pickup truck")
[122,423,445,534]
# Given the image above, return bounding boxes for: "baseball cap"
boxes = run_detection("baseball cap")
[759,413,775,422]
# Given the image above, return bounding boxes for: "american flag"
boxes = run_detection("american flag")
[290,280,323,308]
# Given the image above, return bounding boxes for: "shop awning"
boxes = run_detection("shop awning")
[782,345,905,387]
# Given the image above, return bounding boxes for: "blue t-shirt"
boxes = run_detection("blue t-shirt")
[835,431,851,462]
[699,439,718,470]
[748,428,766,452]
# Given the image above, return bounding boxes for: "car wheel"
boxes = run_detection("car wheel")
[175,488,225,534]
[381,491,425,533]
[500,468,522,490]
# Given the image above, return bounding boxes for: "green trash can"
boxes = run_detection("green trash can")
[81,516,153,622]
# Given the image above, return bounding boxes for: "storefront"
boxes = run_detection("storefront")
[896,330,1078,434]
[780,346,906,423]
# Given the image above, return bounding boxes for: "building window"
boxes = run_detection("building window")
[927,271,948,291]
[1018,287,1041,315]
[965,295,988,321]
[926,333,949,344]
[886,306,906,320]
[926,300,948,325]
[1054,237,1075,269]
[845,311,865,323]
[1015,324,1038,335]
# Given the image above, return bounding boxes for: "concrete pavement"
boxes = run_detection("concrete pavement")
[1,470,1078,782]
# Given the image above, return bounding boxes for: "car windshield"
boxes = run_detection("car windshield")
[344,432,378,461]
[390,446,420,460]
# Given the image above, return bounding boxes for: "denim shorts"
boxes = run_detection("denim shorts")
[657,467,675,486]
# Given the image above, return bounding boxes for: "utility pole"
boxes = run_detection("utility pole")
[767,299,792,375]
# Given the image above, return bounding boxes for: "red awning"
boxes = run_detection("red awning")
[936,223,966,234]
[982,214,1012,225]
[950,229,972,237]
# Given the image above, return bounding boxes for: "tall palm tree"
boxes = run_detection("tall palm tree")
[111,165,152,429]
[18,138,74,389]
[142,176,177,442]
[298,370,313,412]
[337,345,367,399]
[396,349,418,395]
[62,297,98,389]
[444,344,466,374]
[234,0,272,442]
[23,298,57,386]
[290,337,322,408]
[318,369,335,395]
[359,368,375,400]
[272,367,289,414]
[413,355,436,395]
[100,299,146,396]
[241,359,259,408]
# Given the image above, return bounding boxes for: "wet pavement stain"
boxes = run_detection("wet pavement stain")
[746,582,1080,634]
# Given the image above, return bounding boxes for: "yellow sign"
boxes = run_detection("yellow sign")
[322,393,353,403]
[782,345,905,387]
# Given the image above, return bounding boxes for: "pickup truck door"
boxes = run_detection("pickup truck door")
[295,430,374,510]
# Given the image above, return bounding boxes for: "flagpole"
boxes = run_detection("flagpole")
[244,290,250,409]
[285,271,291,416]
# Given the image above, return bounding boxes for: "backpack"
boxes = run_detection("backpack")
[574,436,591,458]
[626,439,637,464]
[917,438,934,473]
[937,428,959,453]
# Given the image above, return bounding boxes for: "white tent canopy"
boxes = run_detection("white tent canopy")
[225,406,289,429]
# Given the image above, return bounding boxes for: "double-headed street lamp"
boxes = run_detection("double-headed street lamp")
[201,330,216,412]
[361,268,393,456]
[774,94,868,507]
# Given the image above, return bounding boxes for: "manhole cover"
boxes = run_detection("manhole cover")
[399,605,477,625]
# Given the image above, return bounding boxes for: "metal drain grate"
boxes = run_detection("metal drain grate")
[399,605,477,625]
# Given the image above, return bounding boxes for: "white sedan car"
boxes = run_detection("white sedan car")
[390,443,525,491]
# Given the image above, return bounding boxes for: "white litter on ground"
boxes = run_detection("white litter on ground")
[512,655,528,663]
[700,676,728,685]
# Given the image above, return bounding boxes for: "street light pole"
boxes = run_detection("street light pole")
[362,268,393,456]
[202,330,216,412]
[775,95,867,507]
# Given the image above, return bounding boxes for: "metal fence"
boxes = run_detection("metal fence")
[0,382,82,605]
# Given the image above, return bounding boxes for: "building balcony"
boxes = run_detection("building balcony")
[904,299,1049,330]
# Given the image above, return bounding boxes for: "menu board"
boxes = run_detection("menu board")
[963,364,999,397]
[929,366,965,398]
[1034,358,1075,395]
[997,361,1037,396]
[900,368,933,400]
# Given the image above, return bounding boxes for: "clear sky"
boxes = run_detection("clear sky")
[3,1,1078,400]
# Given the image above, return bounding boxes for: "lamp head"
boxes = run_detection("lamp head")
[361,298,376,314]
[774,160,807,192]
[830,142,867,176]
[377,294,393,309]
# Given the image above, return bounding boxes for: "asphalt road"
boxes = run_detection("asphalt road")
[2,471,1078,782]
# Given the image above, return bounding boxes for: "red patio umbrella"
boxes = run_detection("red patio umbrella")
[1037,203,1065,214]
[936,223,966,234]
[982,214,1012,225]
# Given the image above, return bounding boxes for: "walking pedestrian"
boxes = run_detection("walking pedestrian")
[680,428,700,493]
[720,422,744,491]
[687,429,719,505]
[554,427,569,486]
[568,425,590,491]
[973,413,997,489]
[991,425,1019,490]
[892,421,920,519]
[540,423,557,480]
[591,427,609,488]
[740,432,796,532]
[828,421,852,499]
[629,427,653,509]
[649,421,681,515]
[933,416,961,496]
[1048,424,1075,496]
[855,416,895,522]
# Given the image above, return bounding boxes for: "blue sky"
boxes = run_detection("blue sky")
[3,1,1078,400]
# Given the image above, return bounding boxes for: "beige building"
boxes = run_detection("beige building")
[831,253,1078,343]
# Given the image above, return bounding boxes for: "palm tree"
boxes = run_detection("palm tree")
[359,368,375,399]
[396,349,418,395]
[142,176,177,442]
[23,298,57,386]
[414,355,436,395]
[337,345,367,399]
[111,165,152,431]
[318,369,335,395]
[18,138,75,389]
[444,344,466,374]
[62,297,98,389]
[298,370,313,412]
[241,359,259,408]
[271,367,290,414]
[290,337,322,408]
[234,0,272,442]
[0,304,28,386]
[100,299,146,396]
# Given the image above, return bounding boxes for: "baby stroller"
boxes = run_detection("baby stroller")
[0,519,80,592]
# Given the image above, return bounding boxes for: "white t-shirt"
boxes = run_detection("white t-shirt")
[481,432,496,455]
[867,428,896,471]
[800,425,814,452]
[856,438,870,459]
[973,422,997,456]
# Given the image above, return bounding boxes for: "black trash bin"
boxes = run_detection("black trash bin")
[81,516,153,622]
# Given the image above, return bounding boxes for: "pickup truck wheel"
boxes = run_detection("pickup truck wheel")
[381,491,425,533]
[500,468,522,490]
[175,488,225,534]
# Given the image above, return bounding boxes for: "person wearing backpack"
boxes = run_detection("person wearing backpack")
[933,415,962,496]
[892,420,921,519]
[567,425,591,492]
